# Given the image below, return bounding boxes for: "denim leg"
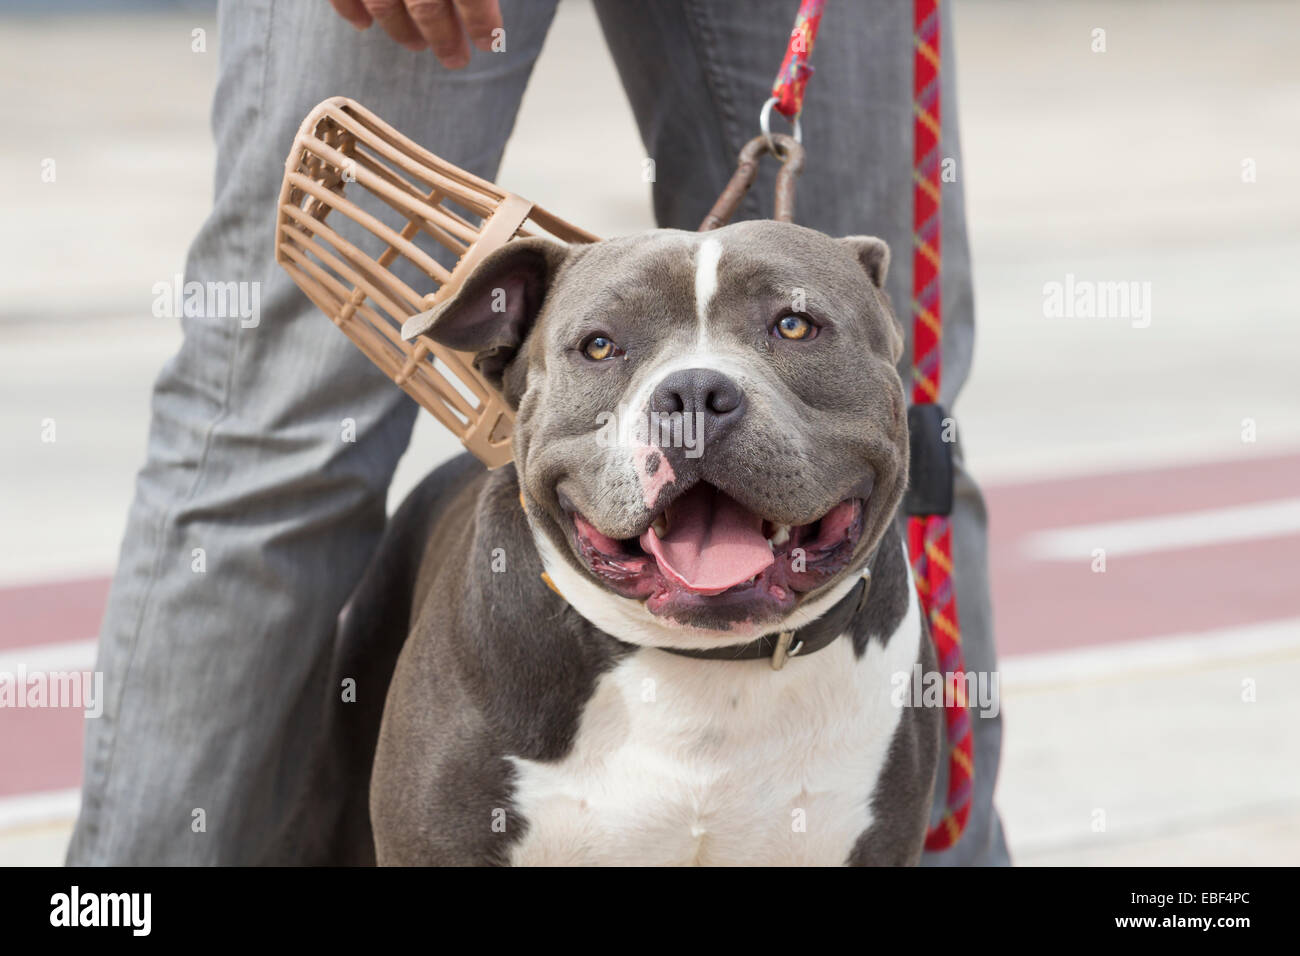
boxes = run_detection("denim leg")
[593,0,1009,865]
[67,0,558,865]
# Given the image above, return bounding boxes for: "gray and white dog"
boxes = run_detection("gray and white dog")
[291,219,941,866]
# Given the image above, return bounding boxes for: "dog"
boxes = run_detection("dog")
[292,219,941,866]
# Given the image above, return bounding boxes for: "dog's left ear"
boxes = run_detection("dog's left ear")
[840,236,903,362]
[840,235,890,289]
[401,236,570,399]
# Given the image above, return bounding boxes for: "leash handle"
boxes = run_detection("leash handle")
[698,134,805,231]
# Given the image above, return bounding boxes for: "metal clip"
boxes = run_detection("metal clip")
[771,631,802,671]
[759,95,803,152]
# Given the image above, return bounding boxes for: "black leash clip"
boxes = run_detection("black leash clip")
[903,403,954,517]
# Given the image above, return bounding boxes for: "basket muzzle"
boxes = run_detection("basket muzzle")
[275,96,597,468]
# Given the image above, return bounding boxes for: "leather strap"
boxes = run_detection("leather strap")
[661,572,870,669]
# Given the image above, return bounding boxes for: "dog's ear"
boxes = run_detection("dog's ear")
[839,236,903,362]
[839,235,890,289]
[401,236,570,396]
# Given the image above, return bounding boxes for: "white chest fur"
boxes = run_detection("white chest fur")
[506,578,923,866]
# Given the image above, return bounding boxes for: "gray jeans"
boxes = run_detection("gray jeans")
[68,0,1008,866]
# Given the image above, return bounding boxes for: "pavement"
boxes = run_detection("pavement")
[2,0,1298,866]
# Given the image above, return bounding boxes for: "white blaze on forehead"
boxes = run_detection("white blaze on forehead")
[622,234,733,420]
[693,237,723,349]
[619,231,799,435]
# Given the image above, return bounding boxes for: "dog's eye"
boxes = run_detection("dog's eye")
[581,334,622,361]
[774,314,816,340]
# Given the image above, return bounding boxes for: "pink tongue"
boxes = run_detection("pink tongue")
[638,484,775,596]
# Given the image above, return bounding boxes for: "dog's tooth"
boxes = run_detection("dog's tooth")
[651,515,668,538]
[770,524,791,547]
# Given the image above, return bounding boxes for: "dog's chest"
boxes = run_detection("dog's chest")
[506,615,920,866]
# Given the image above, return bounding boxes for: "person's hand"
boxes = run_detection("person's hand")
[329,0,503,69]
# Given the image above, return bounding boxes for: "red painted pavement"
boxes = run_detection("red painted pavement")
[985,451,1300,656]
[0,575,110,651]
[0,706,86,798]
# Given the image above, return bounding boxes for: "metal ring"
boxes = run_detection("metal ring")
[759,96,803,155]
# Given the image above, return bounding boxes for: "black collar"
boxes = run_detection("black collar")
[660,572,871,670]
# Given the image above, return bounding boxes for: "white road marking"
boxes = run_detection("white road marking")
[0,788,80,832]
[0,638,98,676]
[1022,497,1300,561]
[0,561,112,591]
[1000,616,1300,689]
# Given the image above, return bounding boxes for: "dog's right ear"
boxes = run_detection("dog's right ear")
[401,236,570,394]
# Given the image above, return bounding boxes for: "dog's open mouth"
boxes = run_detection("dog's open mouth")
[567,482,866,625]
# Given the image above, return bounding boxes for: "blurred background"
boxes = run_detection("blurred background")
[2,0,1297,865]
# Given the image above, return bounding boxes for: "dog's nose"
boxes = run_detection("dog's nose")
[650,368,746,442]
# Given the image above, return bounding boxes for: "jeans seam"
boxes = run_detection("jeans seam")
[680,0,760,218]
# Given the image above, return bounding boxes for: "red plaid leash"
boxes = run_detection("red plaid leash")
[769,0,826,120]
[908,0,973,852]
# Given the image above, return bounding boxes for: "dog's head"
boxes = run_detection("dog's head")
[411,220,908,648]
